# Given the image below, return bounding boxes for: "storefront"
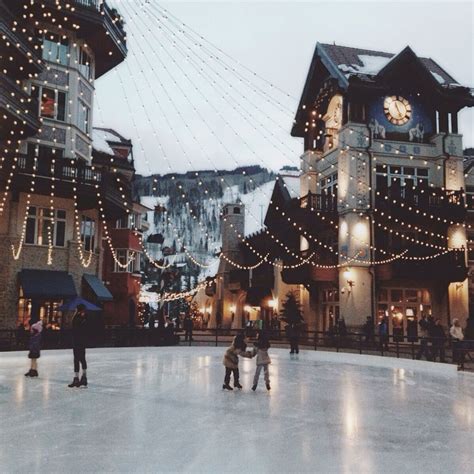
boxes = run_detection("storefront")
[377,287,431,340]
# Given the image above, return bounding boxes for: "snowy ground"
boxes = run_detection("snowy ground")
[1,347,473,473]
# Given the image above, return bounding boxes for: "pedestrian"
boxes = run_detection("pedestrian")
[183,313,194,342]
[222,332,254,390]
[25,320,43,377]
[416,314,431,360]
[68,304,89,388]
[251,331,271,391]
[362,316,374,345]
[430,319,446,362]
[450,318,465,370]
[286,321,302,354]
[378,316,389,351]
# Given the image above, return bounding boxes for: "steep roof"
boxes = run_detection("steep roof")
[292,43,473,136]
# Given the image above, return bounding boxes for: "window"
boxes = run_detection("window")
[116,213,141,230]
[41,32,69,65]
[78,47,93,80]
[375,165,429,189]
[27,144,64,161]
[32,85,66,122]
[77,100,90,133]
[114,250,141,273]
[81,216,95,252]
[25,207,66,247]
[320,172,338,196]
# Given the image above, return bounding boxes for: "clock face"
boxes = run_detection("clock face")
[383,95,412,125]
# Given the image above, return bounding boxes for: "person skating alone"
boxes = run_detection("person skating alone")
[251,331,271,391]
[68,304,89,388]
[222,333,253,390]
[183,313,194,342]
[25,320,43,377]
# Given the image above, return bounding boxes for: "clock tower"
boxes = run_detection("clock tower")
[289,43,474,332]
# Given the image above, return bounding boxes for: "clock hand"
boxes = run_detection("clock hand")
[395,102,402,115]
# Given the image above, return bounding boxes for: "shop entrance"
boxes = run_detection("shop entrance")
[321,288,339,333]
[377,288,431,341]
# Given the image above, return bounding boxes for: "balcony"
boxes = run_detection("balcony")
[2,154,131,219]
[375,186,466,223]
[0,76,41,140]
[375,248,467,283]
[281,250,338,285]
[0,2,43,78]
[4,0,127,78]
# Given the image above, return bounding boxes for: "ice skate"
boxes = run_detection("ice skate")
[222,383,233,390]
[30,369,38,377]
[79,375,88,387]
[266,383,271,391]
[68,377,80,388]
[252,384,257,391]
[24,369,33,377]
[234,382,243,389]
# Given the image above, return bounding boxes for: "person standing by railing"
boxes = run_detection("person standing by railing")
[450,319,465,370]
[431,319,447,363]
[416,315,431,360]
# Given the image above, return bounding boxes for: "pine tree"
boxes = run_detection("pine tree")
[280,292,304,325]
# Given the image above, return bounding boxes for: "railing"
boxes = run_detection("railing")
[377,186,465,208]
[2,328,472,370]
[16,155,102,186]
[300,192,338,213]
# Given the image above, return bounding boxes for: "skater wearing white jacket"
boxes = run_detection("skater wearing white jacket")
[252,331,271,391]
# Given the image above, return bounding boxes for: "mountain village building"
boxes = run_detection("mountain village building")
[204,43,474,336]
[0,0,132,332]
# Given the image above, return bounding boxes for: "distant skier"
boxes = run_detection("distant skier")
[68,304,89,388]
[25,320,43,378]
[222,332,254,390]
[251,331,271,391]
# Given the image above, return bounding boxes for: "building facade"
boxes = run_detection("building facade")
[0,0,129,330]
[286,43,473,333]
[207,43,473,337]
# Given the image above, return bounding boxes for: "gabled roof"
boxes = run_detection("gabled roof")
[292,42,473,136]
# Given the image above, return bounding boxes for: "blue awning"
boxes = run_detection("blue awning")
[82,274,113,302]
[19,270,77,299]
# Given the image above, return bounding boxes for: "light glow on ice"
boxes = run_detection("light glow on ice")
[0,347,473,473]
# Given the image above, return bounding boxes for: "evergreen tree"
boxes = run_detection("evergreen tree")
[280,292,304,325]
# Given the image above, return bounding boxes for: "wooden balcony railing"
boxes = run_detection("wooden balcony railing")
[300,192,338,213]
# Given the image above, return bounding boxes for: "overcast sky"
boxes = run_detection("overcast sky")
[96,1,474,175]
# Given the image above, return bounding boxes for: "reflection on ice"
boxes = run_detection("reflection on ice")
[0,347,473,473]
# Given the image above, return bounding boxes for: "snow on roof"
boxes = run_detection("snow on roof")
[431,71,445,84]
[280,174,301,199]
[92,128,115,155]
[338,54,392,77]
[140,196,169,236]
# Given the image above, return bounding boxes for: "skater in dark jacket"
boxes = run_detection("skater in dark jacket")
[25,320,43,377]
[68,304,89,388]
[222,333,253,390]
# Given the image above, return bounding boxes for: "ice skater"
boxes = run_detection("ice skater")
[222,332,254,390]
[68,304,89,388]
[251,331,271,391]
[25,320,43,378]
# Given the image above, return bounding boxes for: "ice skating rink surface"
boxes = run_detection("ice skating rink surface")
[0,347,473,473]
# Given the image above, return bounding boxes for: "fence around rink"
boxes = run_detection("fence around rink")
[1,328,473,369]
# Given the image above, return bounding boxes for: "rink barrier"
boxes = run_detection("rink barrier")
[1,328,473,370]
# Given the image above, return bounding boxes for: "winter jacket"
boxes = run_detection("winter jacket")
[450,325,464,341]
[72,313,88,347]
[223,344,253,369]
[252,346,271,366]
[431,325,446,345]
[29,330,42,353]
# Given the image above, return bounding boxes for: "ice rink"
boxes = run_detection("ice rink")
[1,347,473,473]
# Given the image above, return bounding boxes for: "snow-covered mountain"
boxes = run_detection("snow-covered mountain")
[135,166,284,284]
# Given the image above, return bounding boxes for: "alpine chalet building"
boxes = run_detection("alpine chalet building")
[0,0,129,330]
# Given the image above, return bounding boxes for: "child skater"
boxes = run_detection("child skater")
[25,320,43,378]
[222,332,254,390]
[252,331,271,391]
